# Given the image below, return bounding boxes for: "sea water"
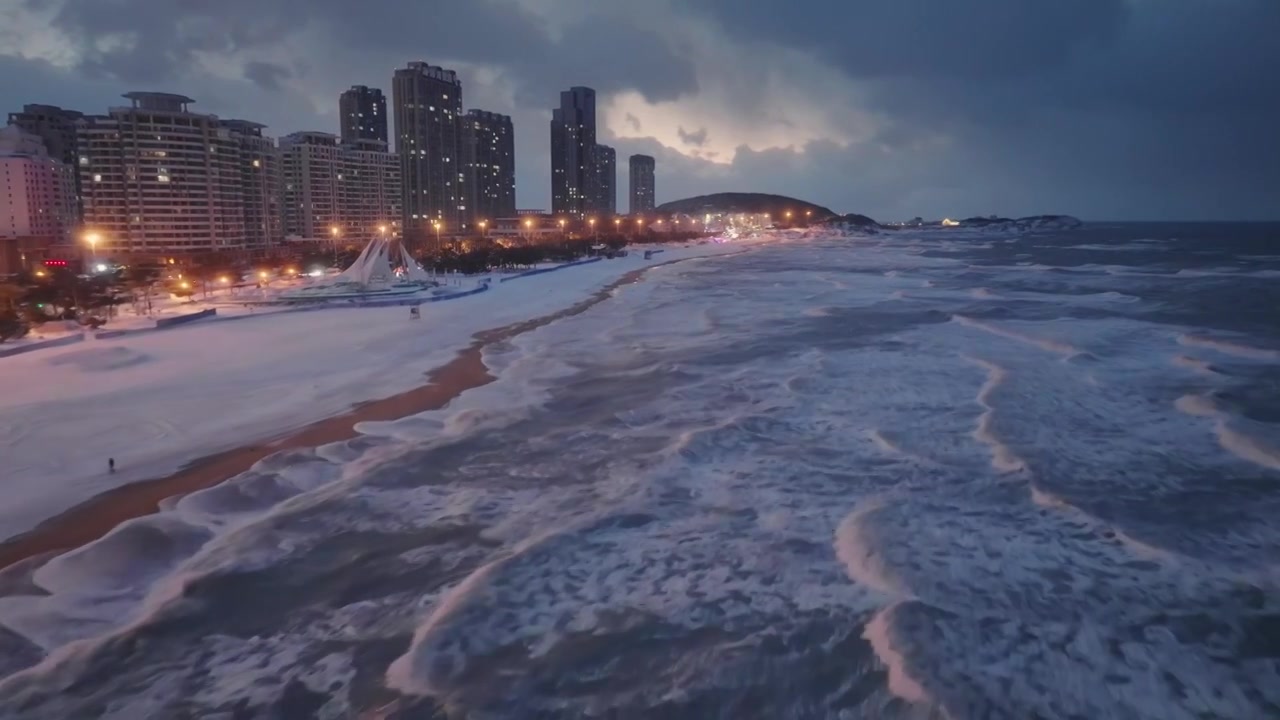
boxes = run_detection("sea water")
[1,223,1278,718]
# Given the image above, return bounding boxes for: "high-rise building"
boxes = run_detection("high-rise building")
[78,93,247,256]
[629,154,655,214]
[550,87,596,217]
[392,61,465,245]
[339,85,388,145]
[0,125,77,244]
[221,120,282,250]
[280,132,401,245]
[461,110,515,224]
[8,103,85,220]
[280,131,341,241]
[592,144,616,215]
[339,139,401,244]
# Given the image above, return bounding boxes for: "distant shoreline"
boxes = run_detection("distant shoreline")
[0,253,713,572]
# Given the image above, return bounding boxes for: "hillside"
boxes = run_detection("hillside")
[957,215,1083,231]
[655,193,836,219]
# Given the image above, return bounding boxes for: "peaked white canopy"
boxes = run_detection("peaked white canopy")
[333,237,432,287]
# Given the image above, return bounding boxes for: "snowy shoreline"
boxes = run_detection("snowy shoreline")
[0,240,761,545]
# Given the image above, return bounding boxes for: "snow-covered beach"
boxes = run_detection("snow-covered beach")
[0,241,753,545]
[1,224,1278,719]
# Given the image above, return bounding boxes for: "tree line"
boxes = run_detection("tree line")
[0,231,708,342]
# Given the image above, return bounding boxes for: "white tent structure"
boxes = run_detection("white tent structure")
[333,236,434,288]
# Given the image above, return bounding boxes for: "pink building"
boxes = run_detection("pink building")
[0,126,76,241]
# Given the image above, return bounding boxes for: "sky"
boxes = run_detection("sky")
[2,0,1277,221]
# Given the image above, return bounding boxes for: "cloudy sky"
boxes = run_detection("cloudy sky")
[3,0,1277,221]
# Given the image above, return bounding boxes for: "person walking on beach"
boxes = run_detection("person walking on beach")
[108,457,115,474]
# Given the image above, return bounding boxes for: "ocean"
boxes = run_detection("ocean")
[1,223,1278,718]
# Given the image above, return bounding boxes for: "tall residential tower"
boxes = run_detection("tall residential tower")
[8,103,85,221]
[78,93,248,255]
[392,62,464,244]
[338,85,388,145]
[550,87,596,217]
[629,154,655,214]
[462,110,516,223]
[592,144,616,215]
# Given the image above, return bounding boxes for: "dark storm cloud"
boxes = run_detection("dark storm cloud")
[37,0,696,106]
[3,0,1277,218]
[685,0,1280,219]
[691,0,1131,79]
[243,61,292,92]
[677,126,708,147]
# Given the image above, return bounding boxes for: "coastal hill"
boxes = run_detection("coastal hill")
[655,193,837,219]
[957,215,1083,231]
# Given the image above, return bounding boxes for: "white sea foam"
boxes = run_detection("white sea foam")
[1175,393,1280,471]
[964,356,1026,473]
[1171,354,1218,375]
[833,503,907,597]
[862,604,931,705]
[1216,425,1280,471]
[1178,334,1280,361]
[969,287,999,299]
[952,315,1081,358]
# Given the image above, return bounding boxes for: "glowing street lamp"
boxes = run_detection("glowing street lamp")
[588,217,596,238]
[478,219,488,237]
[84,231,101,261]
[378,224,388,237]
[431,220,442,253]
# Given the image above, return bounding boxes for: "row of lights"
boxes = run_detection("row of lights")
[74,208,820,268]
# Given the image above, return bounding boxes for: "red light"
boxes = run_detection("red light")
[45,259,68,267]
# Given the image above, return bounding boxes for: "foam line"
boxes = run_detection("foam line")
[952,315,1080,358]
[1175,394,1280,471]
[965,356,1027,473]
[1177,334,1280,362]
[862,605,931,705]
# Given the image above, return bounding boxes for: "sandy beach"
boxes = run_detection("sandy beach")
[0,261,667,572]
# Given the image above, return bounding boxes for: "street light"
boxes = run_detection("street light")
[329,225,340,264]
[478,219,487,237]
[84,231,101,262]
[432,220,442,255]
[588,217,596,238]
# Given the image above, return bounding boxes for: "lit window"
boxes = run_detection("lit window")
[93,174,102,182]
[252,159,261,168]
